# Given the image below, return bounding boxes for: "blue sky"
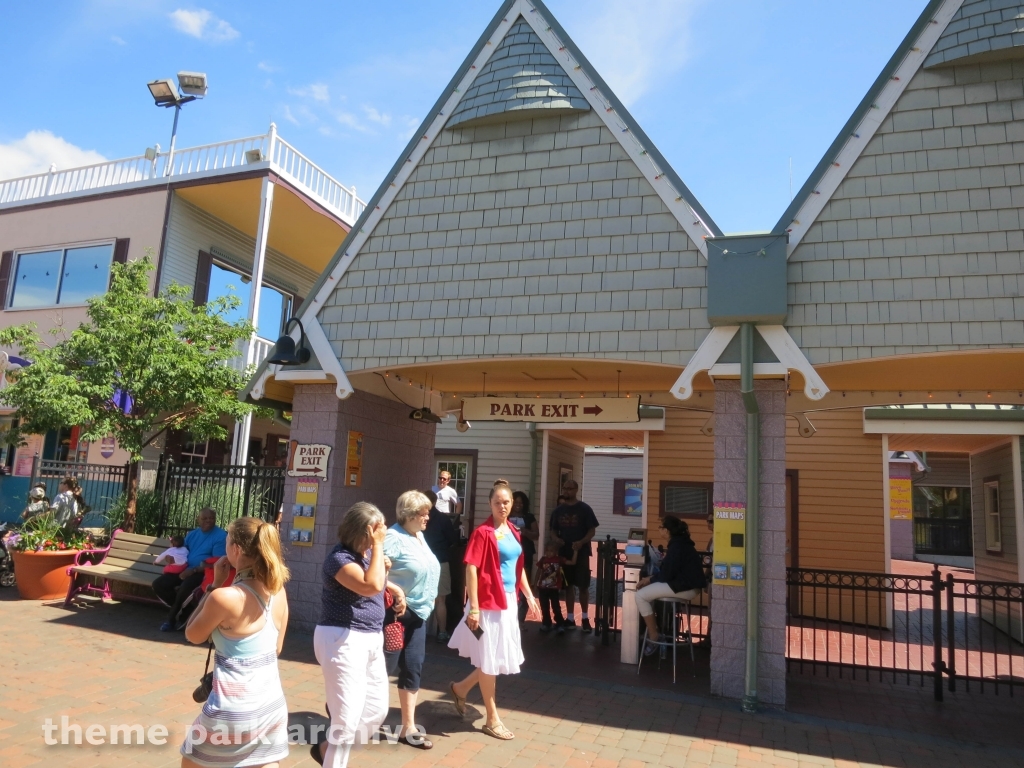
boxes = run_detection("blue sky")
[0,1,928,233]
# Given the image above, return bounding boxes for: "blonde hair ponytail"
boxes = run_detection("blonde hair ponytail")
[228,517,290,593]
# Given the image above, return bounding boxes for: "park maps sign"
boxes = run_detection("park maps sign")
[461,396,640,424]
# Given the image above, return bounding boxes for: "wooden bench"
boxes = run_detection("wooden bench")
[65,529,171,606]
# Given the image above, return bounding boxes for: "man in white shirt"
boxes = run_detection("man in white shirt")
[431,470,462,519]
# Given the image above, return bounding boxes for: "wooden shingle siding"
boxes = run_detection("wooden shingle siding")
[786,409,886,573]
[646,406,715,551]
[971,441,1018,583]
[162,195,318,301]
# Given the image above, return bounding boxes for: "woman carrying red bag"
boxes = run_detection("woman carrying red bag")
[448,479,539,741]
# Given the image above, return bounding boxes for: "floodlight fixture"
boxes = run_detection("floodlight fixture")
[147,78,180,106]
[177,71,208,98]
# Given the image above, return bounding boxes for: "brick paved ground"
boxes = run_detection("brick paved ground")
[3,589,1024,767]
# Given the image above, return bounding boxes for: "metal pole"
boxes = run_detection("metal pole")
[740,323,760,713]
[165,102,181,177]
[932,567,944,701]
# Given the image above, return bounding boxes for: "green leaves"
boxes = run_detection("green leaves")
[0,253,257,460]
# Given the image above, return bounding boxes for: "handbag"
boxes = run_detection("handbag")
[383,590,405,653]
[191,643,214,703]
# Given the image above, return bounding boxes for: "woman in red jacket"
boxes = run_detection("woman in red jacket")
[448,479,539,740]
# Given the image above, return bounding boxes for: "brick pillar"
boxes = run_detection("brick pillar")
[709,379,787,707]
[282,385,437,631]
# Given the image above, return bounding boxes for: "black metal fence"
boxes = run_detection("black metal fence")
[914,517,973,556]
[786,567,1024,700]
[32,457,129,515]
[157,460,286,537]
[594,538,624,645]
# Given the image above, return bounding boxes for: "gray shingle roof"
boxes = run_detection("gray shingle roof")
[924,0,1024,67]
[447,16,590,128]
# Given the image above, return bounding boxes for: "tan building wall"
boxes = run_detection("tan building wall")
[646,405,715,552]
[786,408,886,573]
[0,190,168,335]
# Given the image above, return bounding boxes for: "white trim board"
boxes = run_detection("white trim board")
[783,0,963,256]
[863,419,1024,436]
[536,417,666,432]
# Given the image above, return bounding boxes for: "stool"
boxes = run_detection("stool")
[637,591,698,683]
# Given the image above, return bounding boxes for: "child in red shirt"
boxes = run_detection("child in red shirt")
[534,539,577,634]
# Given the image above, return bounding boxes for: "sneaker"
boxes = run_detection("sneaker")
[581,618,593,634]
[561,620,577,631]
[539,623,552,633]
[643,640,658,657]
[159,621,174,632]
[436,632,450,643]
[556,624,565,635]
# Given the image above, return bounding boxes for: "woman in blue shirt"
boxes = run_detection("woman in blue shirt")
[383,491,441,750]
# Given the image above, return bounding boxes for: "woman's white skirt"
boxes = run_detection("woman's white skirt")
[448,591,525,675]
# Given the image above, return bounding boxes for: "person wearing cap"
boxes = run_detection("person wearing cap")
[22,485,50,521]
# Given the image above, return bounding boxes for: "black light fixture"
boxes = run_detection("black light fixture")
[409,407,442,424]
[267,317,311,366]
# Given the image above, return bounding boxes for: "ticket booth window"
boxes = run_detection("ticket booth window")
[984,480,1001,552]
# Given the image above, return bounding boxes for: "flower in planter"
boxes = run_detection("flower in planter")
[8,513,92,553]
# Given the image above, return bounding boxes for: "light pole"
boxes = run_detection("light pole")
[147,71,208,176]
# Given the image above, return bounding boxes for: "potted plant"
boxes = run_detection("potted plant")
[7,515,93,600]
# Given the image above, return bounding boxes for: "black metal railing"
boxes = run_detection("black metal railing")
[913,517,973,556]
[157,460,286,537]
[32,457,130,515]
[786,567,1024,701]
[595,538,624,645]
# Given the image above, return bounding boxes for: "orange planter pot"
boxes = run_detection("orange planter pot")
[11,550,80,600]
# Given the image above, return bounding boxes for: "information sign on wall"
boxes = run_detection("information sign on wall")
[890,475,913,520]
[346,431,363,487]
[712,502,746,587]
[287,442,332,480]
[289,481,319,546]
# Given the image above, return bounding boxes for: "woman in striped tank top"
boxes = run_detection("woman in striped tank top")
[182,517,291,767]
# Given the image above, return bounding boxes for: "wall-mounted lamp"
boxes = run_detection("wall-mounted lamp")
[266,317,311,366]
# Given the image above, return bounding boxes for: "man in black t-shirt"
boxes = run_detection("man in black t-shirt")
[549,480,598,632]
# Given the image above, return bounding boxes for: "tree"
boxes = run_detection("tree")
[0,254,257,530]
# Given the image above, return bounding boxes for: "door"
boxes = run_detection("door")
[435,455,474,533]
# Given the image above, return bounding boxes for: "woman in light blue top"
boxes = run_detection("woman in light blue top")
[383,490,440,750]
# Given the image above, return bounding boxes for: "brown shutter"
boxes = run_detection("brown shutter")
[613,478,626,515]
[108,239,130,288]
[193,250,213,306]
[0,251,13,309]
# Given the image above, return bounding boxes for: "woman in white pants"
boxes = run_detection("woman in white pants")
[634,516,707,655]
[312,502,391,767]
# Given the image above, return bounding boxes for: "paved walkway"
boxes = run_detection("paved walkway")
[3,589,1023,767]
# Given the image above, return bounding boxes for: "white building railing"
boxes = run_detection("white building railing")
[0,124,365,226]
[226,337,275,375]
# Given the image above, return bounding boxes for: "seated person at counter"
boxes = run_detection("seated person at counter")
[635,516,706,655]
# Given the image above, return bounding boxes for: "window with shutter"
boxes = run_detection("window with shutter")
[660,481,713,519]
[194,250,213,306]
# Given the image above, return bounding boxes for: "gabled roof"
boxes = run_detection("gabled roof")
[773,0,959,251]
[245,0,721,400]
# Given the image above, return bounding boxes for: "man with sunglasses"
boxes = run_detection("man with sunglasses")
[432,471,462,520]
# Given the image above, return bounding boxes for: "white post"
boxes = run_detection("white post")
[230,175,275,466]
[537,429,550,557]
[267,122,278,165]
[1012,436,1024,584]
[44,163,57,195]
[881,434,893,629]
[641,430,650,533]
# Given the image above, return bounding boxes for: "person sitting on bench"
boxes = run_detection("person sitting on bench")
[152,508,227,631]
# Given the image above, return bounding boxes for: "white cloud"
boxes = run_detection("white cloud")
[0,131,107,181]
[169,8,239,42]
[110,35,127,46]
[560,0,698,106]
[361,105,391,128]
[397,116,421,141]
[335,112,370,133]
[288,83,330,102]
[281,105,300,126]
[257,61,279,73]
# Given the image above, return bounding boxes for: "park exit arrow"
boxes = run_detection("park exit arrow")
[583,405,603,416]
